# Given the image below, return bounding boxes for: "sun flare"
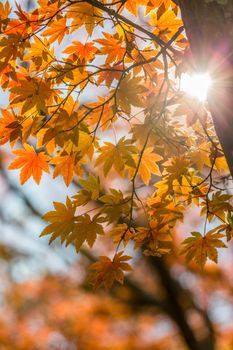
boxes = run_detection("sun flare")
[180,73,212,101]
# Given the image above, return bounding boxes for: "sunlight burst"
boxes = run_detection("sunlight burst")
[180,73,212,101]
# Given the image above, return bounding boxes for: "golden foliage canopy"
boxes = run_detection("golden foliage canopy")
[0,0,232,288]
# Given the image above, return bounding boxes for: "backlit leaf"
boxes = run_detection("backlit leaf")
[89,251,132,289]
[180,230,226,269]
[8,144,50,185]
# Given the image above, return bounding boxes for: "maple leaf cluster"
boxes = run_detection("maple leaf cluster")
[0,0,232,288]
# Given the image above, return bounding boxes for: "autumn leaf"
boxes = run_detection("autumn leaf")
[79,174,101,200]
[8,144,50,185]
[180,230,226,269]
[95,137,137,176]
[110,224,135,246]
[200,191,233,222]
[37,0,60,17]
[42,206,105,252]
[149,9,182,38]
[89,251,132,289]
[67,3,103,36]
[0,1,11,22]
[139,147,162,184]
[99,189,132,223]
[134,220,172,256]
[96,64,123,89]
[40,197,76,244]
[147,197,185,228]
[86,96,117,131]
[10,78,53,114]
[95,32,125,64]
[24,36,54,70]
[145,0,172,15]
[72,173,101,206]
[131,147,162,184]
[214,156,229,174]
[0,109,21,146]
[123,0,140,16]
[116,75,145,114]
[226,224,233,242]
[51,153,84,186]
[189,142,211,171]
[66,214,105,252]
[42,17,69,44]
[63,41,97,63]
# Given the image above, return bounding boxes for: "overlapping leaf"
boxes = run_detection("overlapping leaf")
[180,230,226,269]
[89,252,132,289]
[41,198,105,252]
[96,137,137,176]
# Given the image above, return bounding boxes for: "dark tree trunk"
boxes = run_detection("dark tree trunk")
[176,0,233,176]
[148,257,215,350]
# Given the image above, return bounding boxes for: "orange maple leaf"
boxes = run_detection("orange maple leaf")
[63,41,97,62]
[145,0,172,15]
[126,0,148,15]
[0,109,20,146]
[51,154,83,186]
[137,147,162,184]
[8,144,50,185]
[87,96,117,131]
[0,1,11,22]
[95,32,125,64]
[42,18,69,44]
[117,0,147,15]
[96,64,123,88]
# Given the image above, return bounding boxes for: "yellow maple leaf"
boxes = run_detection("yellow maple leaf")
[66,214,105,252]
[124,0,139,16]
[95,137,137,176]
[116,0,147,15]
[145,0,172,15]
[87,96,117,131]
[135,220,172,256]
[149,9,182,38]
[190,143,211,171]
[89,251,132,289]
[116,75,145,114]
[110,224,135,246]
[40,197,76,244]
[41,200,104,251]
[96,64,123,90]
[200,191,233,222]
[24,36,54,70]
[10,78,53,114]
[180,230,226,269]
[99,189,132,224]
[67,3,103,36]
[133,147,162,184]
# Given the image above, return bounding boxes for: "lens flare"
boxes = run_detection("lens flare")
[180,73,211,101]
